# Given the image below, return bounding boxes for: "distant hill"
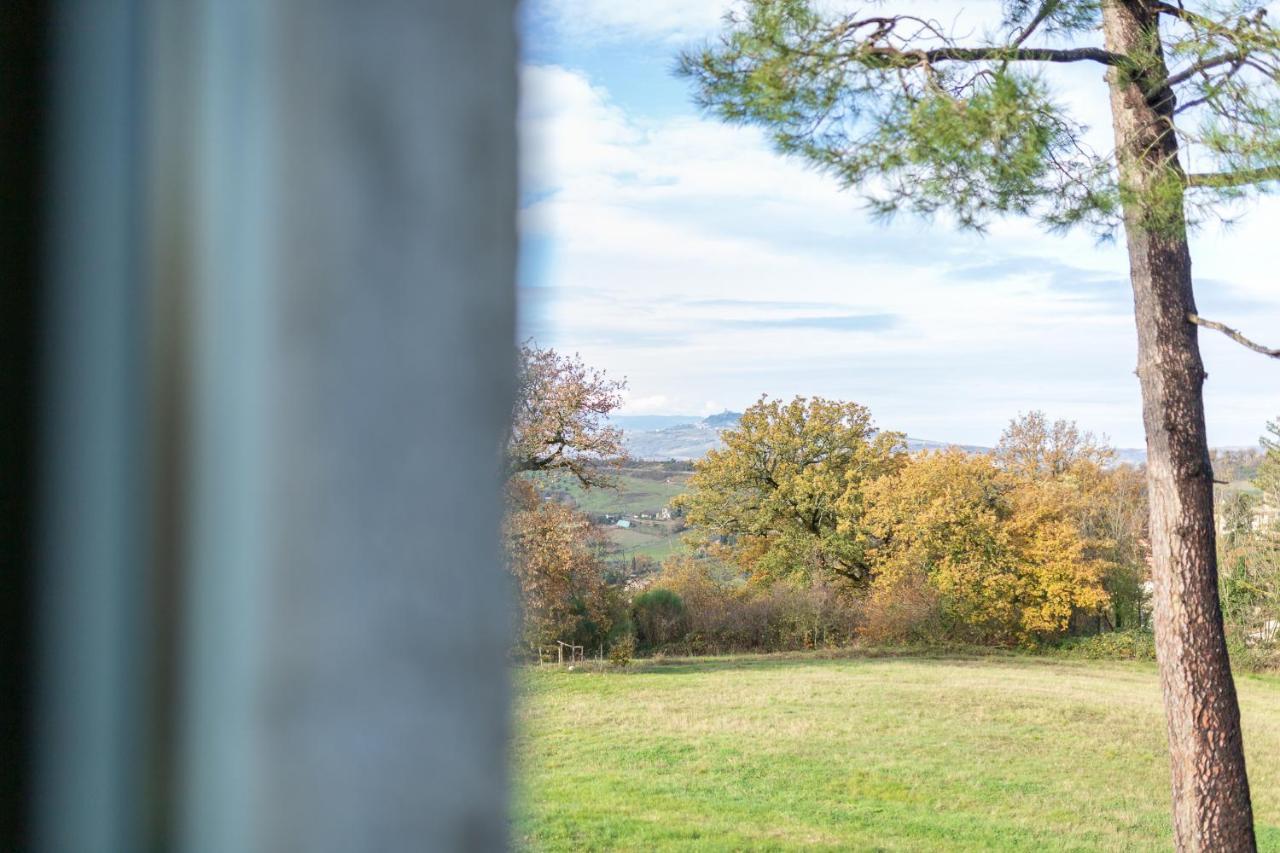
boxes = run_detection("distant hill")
[619,411,996,461]
[622,415,732,460]
[610,414,709,432]
[700,410,743,427]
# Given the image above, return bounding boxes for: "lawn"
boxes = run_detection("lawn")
[514,653,1280,851]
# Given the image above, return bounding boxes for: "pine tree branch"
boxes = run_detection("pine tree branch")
[1011,2,1057,48]
[1159,50,1247,93]
[879,45,1126,66]
[1188,313,1280,358]
[1152,1,1240,37]
[1186,165,1280,188]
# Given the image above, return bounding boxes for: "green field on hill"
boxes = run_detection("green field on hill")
[514,653,1280,851]
[545,466,691,516]
[534,465,693,563]
[606,523,687,562]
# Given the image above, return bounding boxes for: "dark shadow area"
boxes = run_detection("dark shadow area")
[0,2,48,848]
[544,646,1162,678]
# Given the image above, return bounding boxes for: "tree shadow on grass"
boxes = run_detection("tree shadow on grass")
[595,645,1127,677]
[539,647,1279,683]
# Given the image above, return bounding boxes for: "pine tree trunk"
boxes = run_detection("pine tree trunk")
[1101,2,1256,848]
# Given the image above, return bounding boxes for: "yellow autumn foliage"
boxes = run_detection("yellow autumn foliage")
[673,396,905,588]
[864,449,1110,642]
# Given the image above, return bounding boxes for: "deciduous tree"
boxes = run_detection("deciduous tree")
[674,396,905,588]
[682,2,1280,841]
[995,411,1114,479]
[508,342,626,488]
[998,412,1150,628]
[1090,461,1152,629]
[504,479,612,654]
[864,449,1109,642]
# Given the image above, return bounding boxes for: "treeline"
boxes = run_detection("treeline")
[1216,417,1280,670]
[1211,447,1266,484]
[653,400,1149,649]
[504,344,1280,668]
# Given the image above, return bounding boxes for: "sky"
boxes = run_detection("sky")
[517,0,1280,447]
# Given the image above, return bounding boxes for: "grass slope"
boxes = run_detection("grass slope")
[515,653,1280,851]
[551,469,690,516]
[535,466,693,562]
[606,524,686,562]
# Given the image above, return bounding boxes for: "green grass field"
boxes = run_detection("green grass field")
[514,653,1280,851]
[606,523,687,561]
[534,466,693,562]
[551,468,690,516]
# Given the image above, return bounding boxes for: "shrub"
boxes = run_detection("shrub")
[654,556,859,653]
[1055,627,1278,672]
[1225,626,1280,674]
[858,572,948,645]
[608,635,635,668]
[1055,628,1156,661]
[632,588,688,649]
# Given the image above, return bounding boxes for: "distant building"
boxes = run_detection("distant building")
[615,519,632,529]
[657,507,672,521]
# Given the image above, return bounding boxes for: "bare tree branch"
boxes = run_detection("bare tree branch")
[1186,165,1280,187]
[1188,312,1280,358]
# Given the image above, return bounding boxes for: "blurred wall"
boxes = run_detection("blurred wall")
[33,2,517,851]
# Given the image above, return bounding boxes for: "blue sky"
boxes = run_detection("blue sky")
[517,0,1280,447]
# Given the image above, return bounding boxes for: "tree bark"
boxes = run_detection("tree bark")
[1101,2,1256,849]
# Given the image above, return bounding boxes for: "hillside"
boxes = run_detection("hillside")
[534,463,692,565]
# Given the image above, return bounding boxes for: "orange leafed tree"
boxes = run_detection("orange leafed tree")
[504,479,612,655]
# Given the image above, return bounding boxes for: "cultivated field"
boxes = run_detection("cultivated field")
[514,653,1280,851]
[536,465,692,562]
[546,466,690,516]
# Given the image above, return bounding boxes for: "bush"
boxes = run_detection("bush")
[632,588,687,649]
[858,572,948,645]
[1225,626,1280,673]
[1055,628,1156,661]
[1054,627,1279,672]
[653,556,859,654]
[608,635,635,668]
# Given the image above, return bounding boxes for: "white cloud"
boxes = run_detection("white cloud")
[528,0,733,43]
[620,393,673,413]
[518,61,1280,446]
[525,0,1010,45]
